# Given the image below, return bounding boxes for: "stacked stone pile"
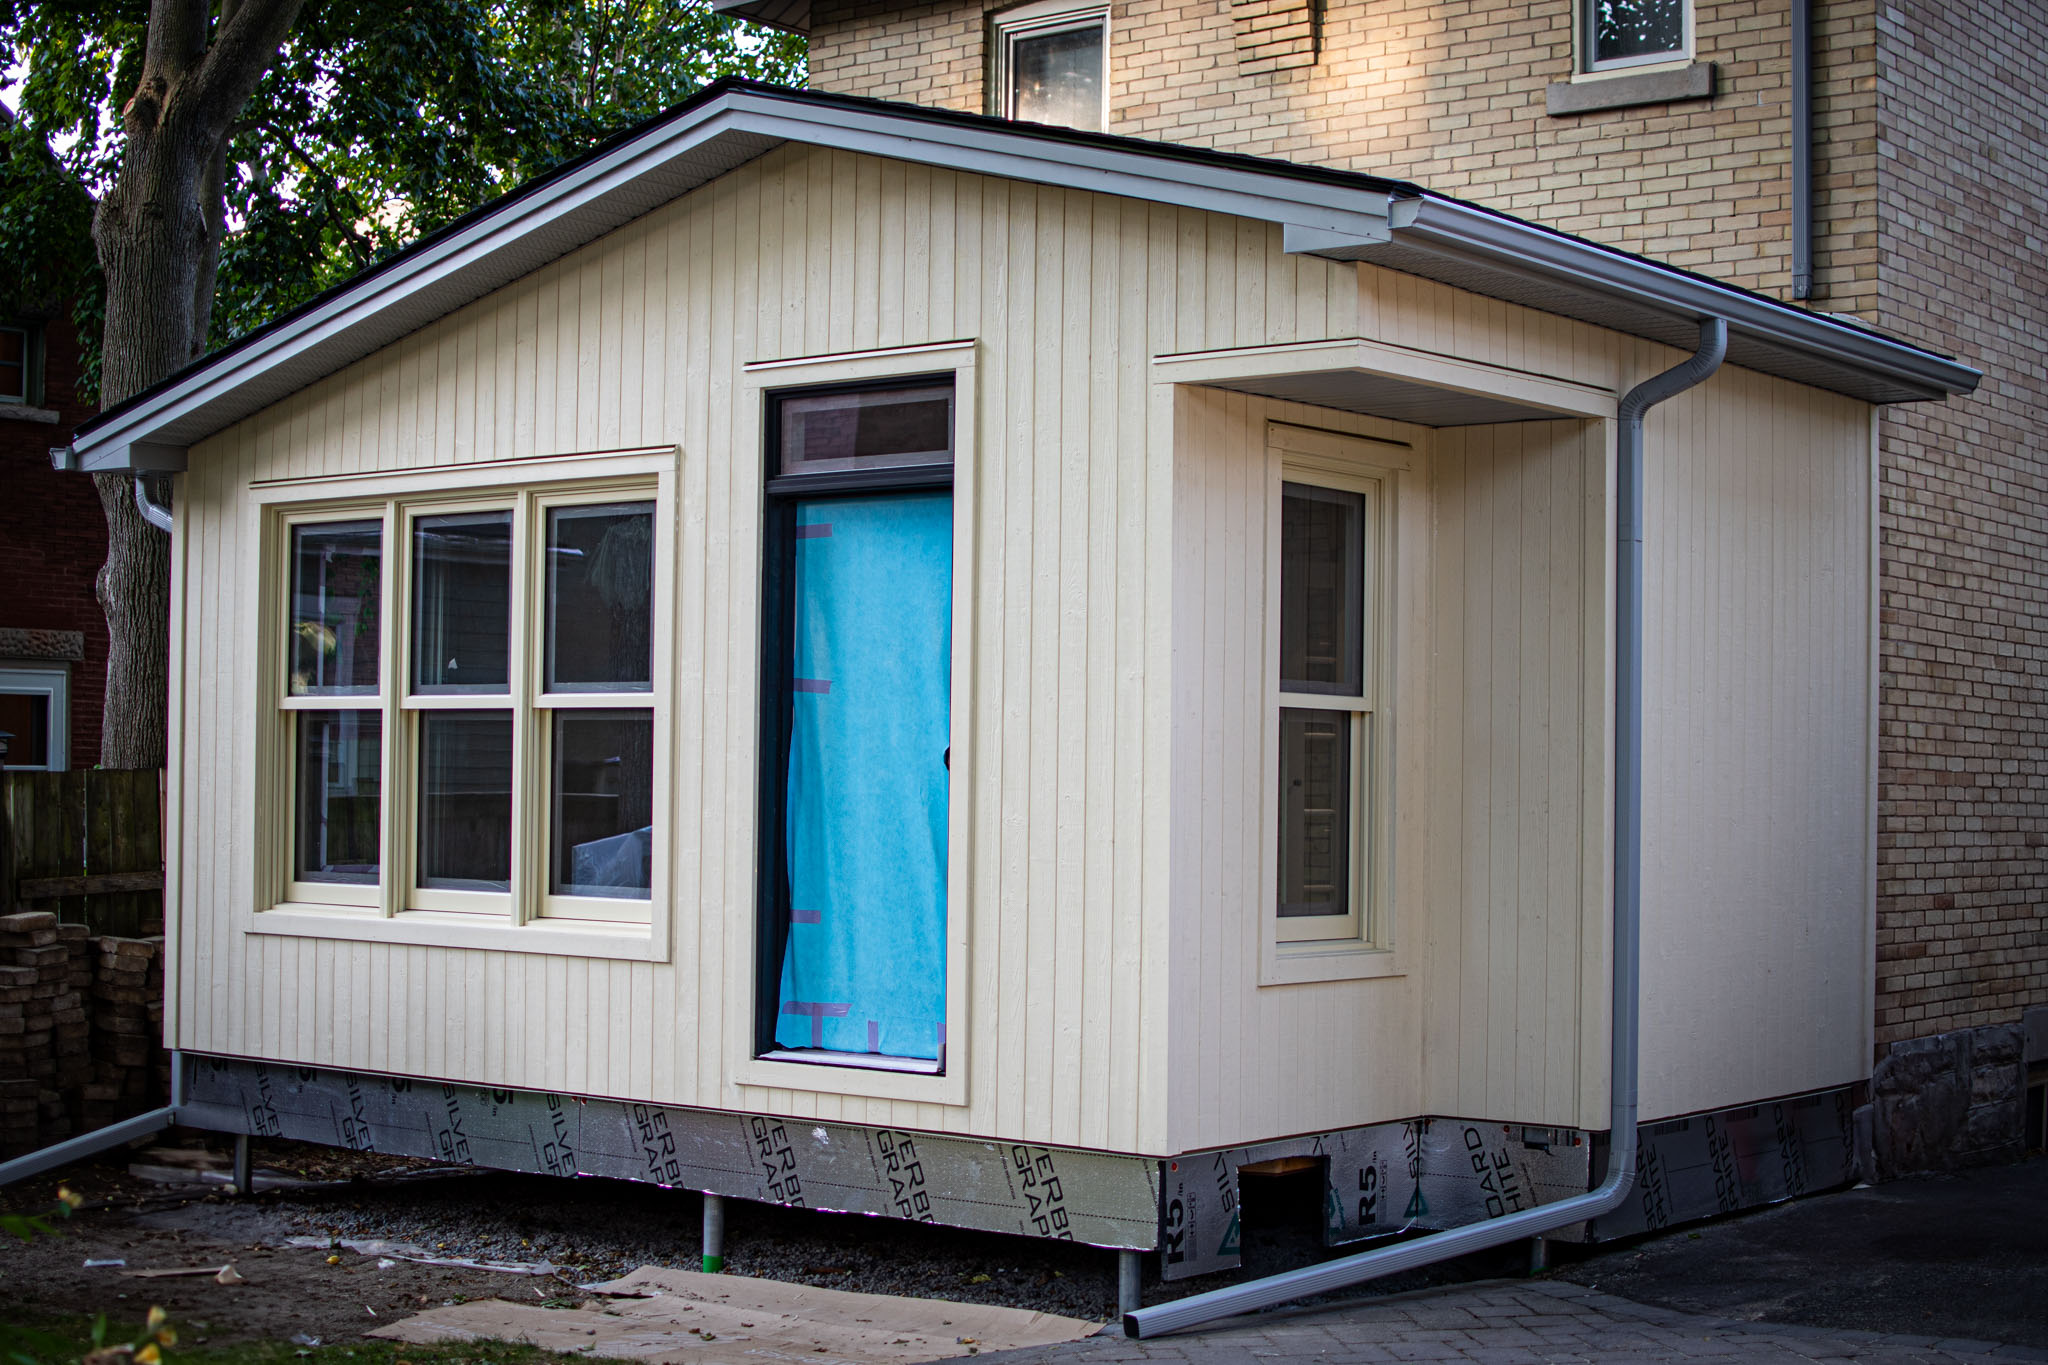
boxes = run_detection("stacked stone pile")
[0,911,168,1159]
[87,935,167,1131]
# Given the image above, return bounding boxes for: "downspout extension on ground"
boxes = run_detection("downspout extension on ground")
[1124,317,1730,1339]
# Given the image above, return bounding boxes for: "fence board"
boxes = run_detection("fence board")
[2,769,164,936]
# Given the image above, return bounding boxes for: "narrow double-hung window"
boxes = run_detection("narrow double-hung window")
[285,518,387,904]
[0,325,31,403]
[1276,480,1375,944]
[278,478,658,927]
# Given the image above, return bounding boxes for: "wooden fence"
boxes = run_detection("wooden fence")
[0,769,164,938]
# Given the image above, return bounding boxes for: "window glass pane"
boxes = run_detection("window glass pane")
[294,711,381,884]
[1280,483,1364,693]
[1011,22,1104,129]
[1592,0,1684,63]
[0,327,25,401]
[0,692,50,768]
[551,710,654,899]
[411,511,512,693]
[1278,708,1350,919]
[776,385,953,476]
[290,521,382,696]
[546,503,654,692]
[417,711,512,892]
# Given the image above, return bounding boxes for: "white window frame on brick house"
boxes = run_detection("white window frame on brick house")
[0,322,42,406]
[1577,0,1694,75]
[0,662,70,772]
[990,0,1110,132]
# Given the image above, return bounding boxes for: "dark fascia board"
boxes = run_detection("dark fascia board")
[65,81,1977,472]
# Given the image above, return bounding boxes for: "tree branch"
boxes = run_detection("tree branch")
[141,0,214,92]
[185,0,308,142]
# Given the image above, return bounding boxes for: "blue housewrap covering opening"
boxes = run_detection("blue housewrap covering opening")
[776,492,952,1060]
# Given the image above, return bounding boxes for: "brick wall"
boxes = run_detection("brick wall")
[1870,0,2048,1062]
[810,0,1880,310]
[0,311,106,769]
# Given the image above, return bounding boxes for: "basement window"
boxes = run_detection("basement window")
[992,0,1109,132]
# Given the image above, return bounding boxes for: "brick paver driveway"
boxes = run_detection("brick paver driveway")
[978,1281,2048,1365]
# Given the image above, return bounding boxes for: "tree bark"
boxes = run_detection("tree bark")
[91,0,304,769]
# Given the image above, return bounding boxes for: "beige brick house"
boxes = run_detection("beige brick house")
[715,0,2048,1173]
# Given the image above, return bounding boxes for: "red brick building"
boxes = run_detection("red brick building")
[1,309,106,772]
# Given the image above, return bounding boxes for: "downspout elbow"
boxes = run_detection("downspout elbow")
[134,474,175,534]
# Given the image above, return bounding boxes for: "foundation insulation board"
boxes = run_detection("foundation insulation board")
[177,1055,1160,1250]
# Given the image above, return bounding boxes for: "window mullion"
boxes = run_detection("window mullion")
[510,487,536,925]
[381,503,406,918]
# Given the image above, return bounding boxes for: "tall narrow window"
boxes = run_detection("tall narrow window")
[0,325,31,404]
[287,521,384,897]
[993,0,1109,131]
[1276,480,1374,943]
[758,378,955,1073]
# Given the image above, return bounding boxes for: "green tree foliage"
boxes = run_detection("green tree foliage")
[0,0,805,400]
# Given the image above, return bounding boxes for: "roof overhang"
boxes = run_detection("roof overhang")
[64,82,1978,474]
[711,0,810,34]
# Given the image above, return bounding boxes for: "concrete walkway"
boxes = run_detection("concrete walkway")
[976,1280,2048,1365]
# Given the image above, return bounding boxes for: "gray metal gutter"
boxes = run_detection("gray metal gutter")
[1124,318,1729,1339]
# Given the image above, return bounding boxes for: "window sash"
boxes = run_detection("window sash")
[1582,0,1690,71]
[1272,464,1383,948]
[993,2,1109,130]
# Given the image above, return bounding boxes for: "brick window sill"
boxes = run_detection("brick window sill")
[1546,61,1715,116]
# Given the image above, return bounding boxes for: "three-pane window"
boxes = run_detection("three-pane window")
[280,489,658,923]
[1276,478,1376,944]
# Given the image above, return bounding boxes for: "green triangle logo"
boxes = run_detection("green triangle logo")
[1218,1210,1241,1258]
[1405,1186,1430,1220]
[1324,1185,1345,1231]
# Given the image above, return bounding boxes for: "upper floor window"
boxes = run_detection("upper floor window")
[0,324,35,404]
[992,0,1108,131]
[1584,0,1689,71]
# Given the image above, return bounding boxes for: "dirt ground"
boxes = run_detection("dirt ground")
[1,1140,589,1346]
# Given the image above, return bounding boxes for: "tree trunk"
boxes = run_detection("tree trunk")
[89,0,304,770]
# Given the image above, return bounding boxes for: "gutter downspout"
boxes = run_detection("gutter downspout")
[1791,0,1813,300]
[1124,317,1729,1339]
[0,1052,183,1186]
[134,474,175,533]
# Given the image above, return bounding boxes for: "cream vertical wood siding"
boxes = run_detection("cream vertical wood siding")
[168,138,1876,1160]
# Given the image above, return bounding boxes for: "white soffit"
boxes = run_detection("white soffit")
[710,0,811,33]
[66,82,1978,473]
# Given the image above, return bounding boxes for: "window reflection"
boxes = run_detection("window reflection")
[551,711,654,899]
[411,511,511,693]
[546,504,654,692]
[417,711,512,892]
[295,711,381,884]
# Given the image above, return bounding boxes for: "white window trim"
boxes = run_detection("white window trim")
[990,0,1111,131]
[1259,423,1411,987]
[245,446,677,963]
[1576,0,1694,76]
[729,340,979,1109]
[0,663,69,771]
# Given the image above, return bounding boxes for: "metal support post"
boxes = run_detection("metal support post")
[1528,1235,1550,1275]
[1118,1250,1143,1317]
[702,1192,726,1273]
[232,1133,253,1195]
